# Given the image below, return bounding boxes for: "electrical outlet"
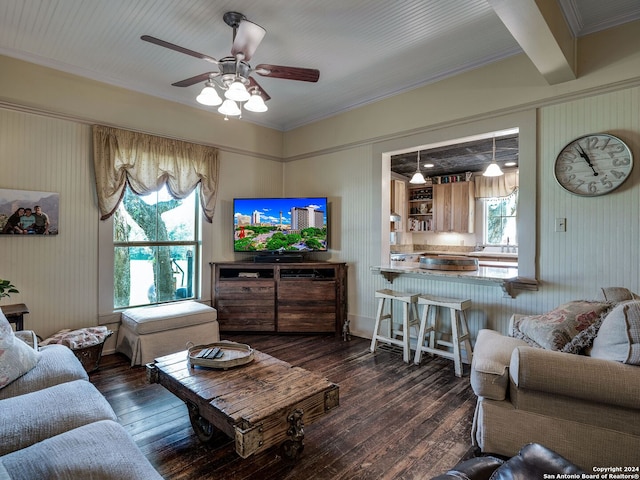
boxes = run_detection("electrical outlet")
[555,217,566,232]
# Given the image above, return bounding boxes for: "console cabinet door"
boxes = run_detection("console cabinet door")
[277,280,337,333]
[216,280,276,331]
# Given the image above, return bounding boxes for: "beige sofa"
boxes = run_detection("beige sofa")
[0,309,163,479]
[470,289,640,471]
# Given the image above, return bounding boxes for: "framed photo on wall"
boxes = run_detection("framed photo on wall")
[0,188,59,236]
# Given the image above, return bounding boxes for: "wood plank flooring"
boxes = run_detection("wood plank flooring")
[90,334,477,480]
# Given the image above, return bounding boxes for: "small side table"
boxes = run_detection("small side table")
[1,303,29,331]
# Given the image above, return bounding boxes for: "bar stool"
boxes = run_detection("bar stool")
[370,289,420,363]
[413,294,473,377]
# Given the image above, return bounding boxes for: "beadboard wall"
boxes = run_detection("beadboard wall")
[286,86,640,340]
[0,108,285,342]
[1,81,639,348]
[0,110,96,336]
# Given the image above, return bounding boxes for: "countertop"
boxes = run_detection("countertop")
[391,250,518,260]
[371,262,534,298]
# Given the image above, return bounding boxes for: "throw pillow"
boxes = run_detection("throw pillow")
[514,301,611,352]
[591,300,640,365]
[0,310,41,389]
[599,287,639,303]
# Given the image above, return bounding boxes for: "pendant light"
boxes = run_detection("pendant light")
[483,137,504,177]
[409,151,427,184]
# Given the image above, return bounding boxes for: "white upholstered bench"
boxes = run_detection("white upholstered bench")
[115,301,219,366]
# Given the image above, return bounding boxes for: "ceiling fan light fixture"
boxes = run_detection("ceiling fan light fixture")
[244,91,268,112]
[483,137,504,177]
[218,99,241,116]
[196,84,222,106]
[225,80,251,102]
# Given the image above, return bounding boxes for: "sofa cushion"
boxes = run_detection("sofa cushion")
[0,310,41,390]
[0,420,163,480]
[512,301,611,353]
[0,344,88,400]
[470,329,529,401]
[0,379,117,455]
[591,300,640,365]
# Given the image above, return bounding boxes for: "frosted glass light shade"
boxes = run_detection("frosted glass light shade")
[244,92,268,112]
[225,81,251,102]
[410,172,426,184]
[196,86,222,106]
[483,161,504,177]
[218,99,241,116]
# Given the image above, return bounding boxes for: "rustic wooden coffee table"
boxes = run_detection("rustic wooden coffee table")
[146,345,339,459]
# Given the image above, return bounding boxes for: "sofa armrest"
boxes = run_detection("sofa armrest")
[510,346,640,409]
[470,329,529,400]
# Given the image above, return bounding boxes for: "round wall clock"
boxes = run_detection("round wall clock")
[554,133,633,196]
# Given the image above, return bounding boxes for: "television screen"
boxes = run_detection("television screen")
[233,197,328,253]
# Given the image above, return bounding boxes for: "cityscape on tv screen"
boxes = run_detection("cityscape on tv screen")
[234,198,328,252]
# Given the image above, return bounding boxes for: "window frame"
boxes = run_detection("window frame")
[98,188,210,325]
[482,191,518,246]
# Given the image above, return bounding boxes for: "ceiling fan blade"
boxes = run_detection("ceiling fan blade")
[255,64,320,82]
[231,19,266,62]
[141,35,218,64]
[172,72,218,88]
[248,77,271,101]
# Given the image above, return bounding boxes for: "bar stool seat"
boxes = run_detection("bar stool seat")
[370,289,420,363]
[414,294,473,377]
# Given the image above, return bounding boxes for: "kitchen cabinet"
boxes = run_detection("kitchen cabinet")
[391,179,407,232]
[433,181,474,233]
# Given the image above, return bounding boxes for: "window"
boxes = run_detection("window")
[113,184,200,309]
[484,190,518,245]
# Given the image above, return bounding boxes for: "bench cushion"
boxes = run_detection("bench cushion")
[121,301,217,335]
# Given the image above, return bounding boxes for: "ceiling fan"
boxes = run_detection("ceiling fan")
[141,11,320,117]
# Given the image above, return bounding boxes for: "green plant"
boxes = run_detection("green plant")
[0,279,19,299]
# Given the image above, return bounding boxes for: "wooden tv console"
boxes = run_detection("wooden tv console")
[210,261,347,334]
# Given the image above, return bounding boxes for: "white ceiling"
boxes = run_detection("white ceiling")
[1,0,639,131]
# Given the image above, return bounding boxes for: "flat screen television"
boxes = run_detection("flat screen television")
[233,197,328,253]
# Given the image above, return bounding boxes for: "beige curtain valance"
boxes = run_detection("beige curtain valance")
[474,170,519,198]
[92,125,219,222]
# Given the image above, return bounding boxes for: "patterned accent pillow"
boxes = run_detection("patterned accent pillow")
[514,301,612,352]
[591,300,640,365]
[0,310,41,389]
[40,326,112,349]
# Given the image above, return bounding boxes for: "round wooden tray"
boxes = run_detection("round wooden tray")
[187,341,254,369]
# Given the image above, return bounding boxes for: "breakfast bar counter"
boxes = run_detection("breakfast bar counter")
[371,263,536,298]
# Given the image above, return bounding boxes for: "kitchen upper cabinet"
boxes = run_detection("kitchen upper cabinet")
[433,181,475,233]
[391,179,407,232]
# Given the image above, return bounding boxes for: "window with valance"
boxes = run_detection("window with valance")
[92,125,219,222]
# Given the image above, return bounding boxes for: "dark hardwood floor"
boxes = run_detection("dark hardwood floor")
[90,334,476,480]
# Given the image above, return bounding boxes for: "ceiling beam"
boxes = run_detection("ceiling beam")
[487,0,576,84]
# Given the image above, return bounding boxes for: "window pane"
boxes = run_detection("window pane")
[114,184,199,309]
[484,192,517,245]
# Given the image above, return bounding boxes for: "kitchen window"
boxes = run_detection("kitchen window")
[483,190,518,246]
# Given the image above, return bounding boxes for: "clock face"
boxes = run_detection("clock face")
[554,134,633,196]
